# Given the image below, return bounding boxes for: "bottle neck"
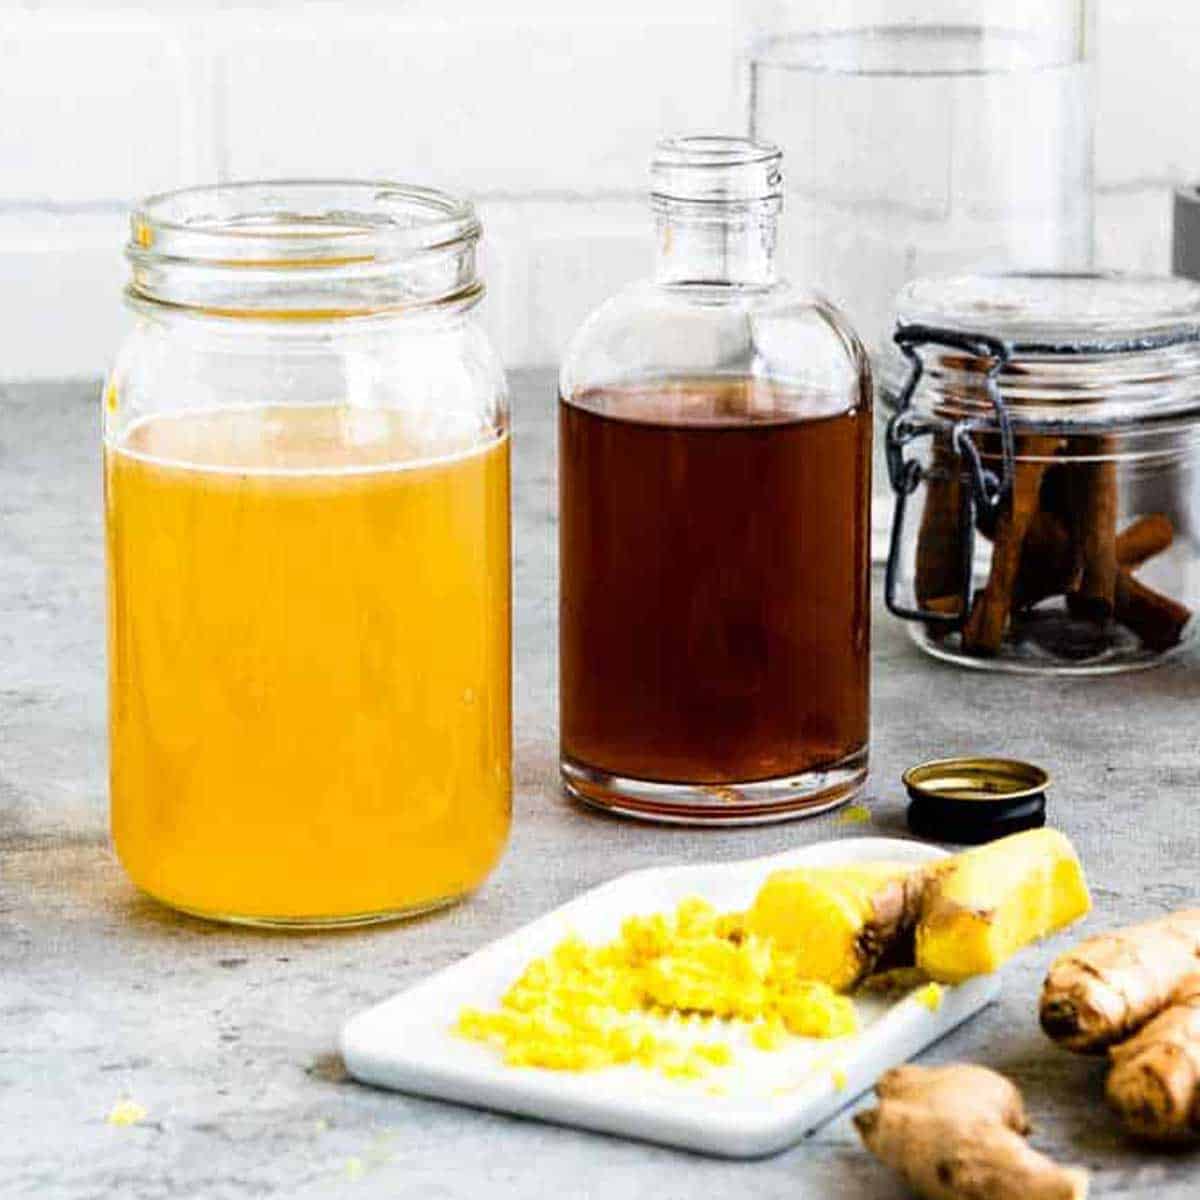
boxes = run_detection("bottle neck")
[653,200,778,288]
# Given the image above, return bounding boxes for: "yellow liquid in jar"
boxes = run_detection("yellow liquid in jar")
[105,405,511,924]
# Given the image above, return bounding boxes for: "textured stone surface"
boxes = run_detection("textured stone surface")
[4,371,1200,1197]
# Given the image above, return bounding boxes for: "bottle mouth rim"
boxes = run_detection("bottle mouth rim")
[126,180,483,318]
[651,134,783,205]
[653,135,781,170]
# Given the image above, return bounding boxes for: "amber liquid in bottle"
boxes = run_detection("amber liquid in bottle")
[559,377,870,818]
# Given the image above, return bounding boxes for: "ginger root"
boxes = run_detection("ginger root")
[854,1063,1088,1200]
[1106,973,1200,1143]
[1040,909,1200,1053]
[917,829,1092,984]
[1042,912,1200,1143]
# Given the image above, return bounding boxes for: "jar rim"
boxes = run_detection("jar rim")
[885,271,1200,431]
[896,271,1200,350]
[127,179,483,318]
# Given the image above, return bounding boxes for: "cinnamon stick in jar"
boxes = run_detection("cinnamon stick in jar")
[1115,573,1193,652]
[1116,512,1174,569]
[1011,507,1189,651]
[1064,438,1120,622]
[1014,511,1176,611]
[961,435,1064,656]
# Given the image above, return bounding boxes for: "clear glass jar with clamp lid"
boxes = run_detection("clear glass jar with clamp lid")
[884,272,1200,673]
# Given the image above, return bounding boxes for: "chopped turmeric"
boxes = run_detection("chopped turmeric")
[456,832,1093,1084]
[454,897,856,1078]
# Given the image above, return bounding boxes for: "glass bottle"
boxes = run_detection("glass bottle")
[558,136,872,824]
[105,182,511,925]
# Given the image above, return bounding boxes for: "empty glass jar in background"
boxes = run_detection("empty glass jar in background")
[747,0,1094,556]
[884,272,1200,673]
[558,136,872,824]
[105,182,511,925]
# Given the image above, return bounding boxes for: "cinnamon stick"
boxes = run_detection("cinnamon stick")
[1116,513,1174,569]
[1009,509,1189,651]
[962,436,1062,655]
[1014,513,1176,613]
[1115,574,1193,652]
[1012,510,1075,611]
[1066,438,1119,622]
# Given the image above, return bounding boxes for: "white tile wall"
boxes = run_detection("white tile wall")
[0,1,1198,379]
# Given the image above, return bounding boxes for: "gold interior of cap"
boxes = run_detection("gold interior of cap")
[903,757,1049,804]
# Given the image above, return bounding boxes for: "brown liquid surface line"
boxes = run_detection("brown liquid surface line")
[559,377,871,787]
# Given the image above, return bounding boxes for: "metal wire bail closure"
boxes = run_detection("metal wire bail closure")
[884,322,1015,627]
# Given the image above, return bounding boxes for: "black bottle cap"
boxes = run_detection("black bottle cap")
[903,756,1048,845]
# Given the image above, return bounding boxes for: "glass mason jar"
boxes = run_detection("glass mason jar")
[884,272,1200,673]
[745,0,1094,561]
[104,182,511,926]
[558,136,872,824]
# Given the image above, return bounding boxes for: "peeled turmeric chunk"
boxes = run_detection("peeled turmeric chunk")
[916,829,1091,984]
[747,862,928,991]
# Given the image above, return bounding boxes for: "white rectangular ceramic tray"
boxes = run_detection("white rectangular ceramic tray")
[341,836,999,1158]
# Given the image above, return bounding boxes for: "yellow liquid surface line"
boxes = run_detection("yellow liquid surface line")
[106,404,511,922]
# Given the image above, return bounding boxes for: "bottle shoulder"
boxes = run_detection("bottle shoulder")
[559,279,870,411]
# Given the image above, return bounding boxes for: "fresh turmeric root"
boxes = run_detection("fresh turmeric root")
[854,1063,1089,1200]
[1041,911,1200,1143]
[1040,909,1200,1052]
[917,829,1092,984]
[746,830,1091,993]
[745,862,929,991]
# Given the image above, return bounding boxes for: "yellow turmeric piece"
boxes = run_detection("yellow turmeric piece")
[747,862,928,991]
[106,1099,147,1127]
[455,897,856,1078]
[914,982,944,1013]
[917,829,1091,984]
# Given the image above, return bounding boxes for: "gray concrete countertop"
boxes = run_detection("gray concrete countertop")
[4,369,1200,1198]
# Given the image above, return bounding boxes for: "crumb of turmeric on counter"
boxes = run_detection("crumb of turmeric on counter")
[834,803,872,826]
[106,1099,147,1127]
[454,897,857,1078]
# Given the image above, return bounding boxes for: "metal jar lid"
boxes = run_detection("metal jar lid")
[883,271,1200,433]
[903,756,1049,845]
